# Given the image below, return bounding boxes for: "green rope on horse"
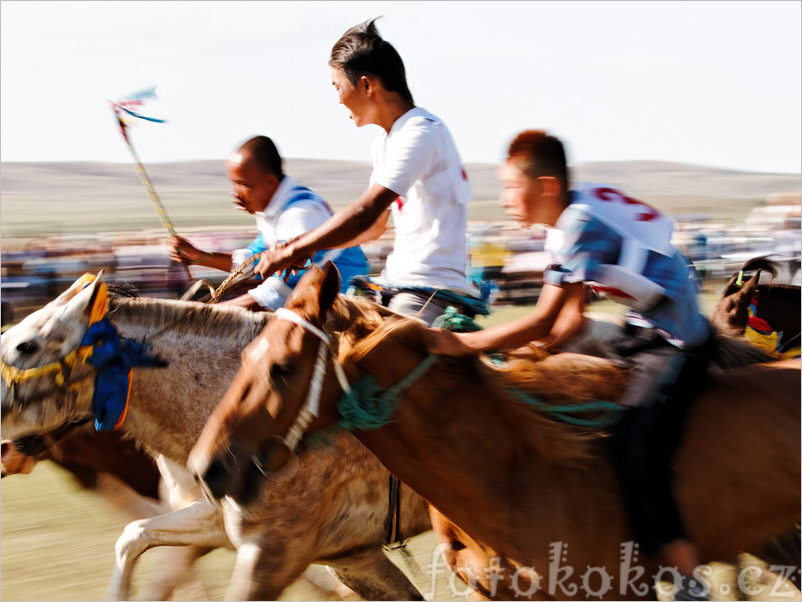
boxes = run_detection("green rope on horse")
[509,388,621,428]
[431,306,483,333]
[340,307,619,431]
[338,354,440,432]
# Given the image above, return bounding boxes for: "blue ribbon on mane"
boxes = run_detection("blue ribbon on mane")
[79,320,165,431]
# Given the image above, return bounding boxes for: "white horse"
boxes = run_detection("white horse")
[1,275,431,600]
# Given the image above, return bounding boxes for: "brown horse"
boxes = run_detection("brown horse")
[190,263,801,601]
[710,256,801,357]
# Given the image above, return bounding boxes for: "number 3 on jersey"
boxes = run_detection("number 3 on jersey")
[593,187,661,222]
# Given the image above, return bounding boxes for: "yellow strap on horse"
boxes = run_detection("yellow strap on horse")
[1,344,96,388]
[1,274,107,389]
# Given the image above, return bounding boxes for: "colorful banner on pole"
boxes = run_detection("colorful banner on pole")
[110,86,166,141]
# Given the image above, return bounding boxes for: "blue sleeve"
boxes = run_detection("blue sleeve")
[281,250,330,289]
[544,209,621,287]
[246,233,266,255]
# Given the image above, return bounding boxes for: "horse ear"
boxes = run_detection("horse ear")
[61,273,106,324]
[742,269,761,295]
[54,273,96,305]
[726,269,760,319]
[318,262,341,317]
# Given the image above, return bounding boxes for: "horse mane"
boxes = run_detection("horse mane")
[491,346,628,405]
[107,282,141,298]
[739,255,780,279]
[339,302,613,466]
[107,296,270,341]
[329,296,404,357]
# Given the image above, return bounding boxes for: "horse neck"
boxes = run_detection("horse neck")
[342,332,625,568]
[109,298,269,464]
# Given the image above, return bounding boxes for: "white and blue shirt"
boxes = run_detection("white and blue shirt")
[231,176,369,310]
[544,183,711,349]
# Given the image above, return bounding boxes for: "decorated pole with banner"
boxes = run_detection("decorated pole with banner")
[110,87,193,283]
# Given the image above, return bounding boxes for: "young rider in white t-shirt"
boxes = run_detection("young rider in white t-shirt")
[253,18,475,325]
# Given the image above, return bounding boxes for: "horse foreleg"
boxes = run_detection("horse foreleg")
[106,500,230,600]
[225,539,311,600]
[299,564,355,598]
[327,547,425,601]
[141,545,215,601]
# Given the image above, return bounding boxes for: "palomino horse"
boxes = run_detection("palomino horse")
[0,275,430,600]
[710,256,801,358]
[190,263,801,601]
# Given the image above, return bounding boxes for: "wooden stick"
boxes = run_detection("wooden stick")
[112,107,193,283]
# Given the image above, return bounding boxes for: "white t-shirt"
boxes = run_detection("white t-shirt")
[370,107,473,293]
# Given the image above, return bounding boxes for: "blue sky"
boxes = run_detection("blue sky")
[1,1,800,173]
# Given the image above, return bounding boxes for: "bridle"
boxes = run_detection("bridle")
[2,275,108,407]
[1,343,97,405]
[273,308,352,451]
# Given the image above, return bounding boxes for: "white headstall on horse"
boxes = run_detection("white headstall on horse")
[273,308,351,452]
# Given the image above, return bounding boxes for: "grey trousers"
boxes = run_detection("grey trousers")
[387,292,450,326]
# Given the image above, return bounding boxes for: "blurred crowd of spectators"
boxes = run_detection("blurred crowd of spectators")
[2,199,799,327]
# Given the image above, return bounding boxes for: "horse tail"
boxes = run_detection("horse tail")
[710,329,778,369]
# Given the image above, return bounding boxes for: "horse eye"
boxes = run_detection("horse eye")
[16,340,38,355]
[269,363,294,384]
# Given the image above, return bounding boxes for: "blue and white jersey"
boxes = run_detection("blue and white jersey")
[543,183,710,348]
[231,176,369,310]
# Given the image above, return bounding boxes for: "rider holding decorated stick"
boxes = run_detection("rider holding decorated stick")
[252,18,481,325]
[426,130,715,599]
[171,135,369,310]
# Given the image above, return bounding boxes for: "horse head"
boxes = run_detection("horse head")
[189,262,425,507]
[710,269,761,337]
[189,263,349,506]
[1,273,106,442]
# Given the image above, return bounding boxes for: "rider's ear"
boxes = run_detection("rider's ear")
[318,262,341,317]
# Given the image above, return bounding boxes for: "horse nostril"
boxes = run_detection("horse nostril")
[202,457,231,500]
[16,340,38,355]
